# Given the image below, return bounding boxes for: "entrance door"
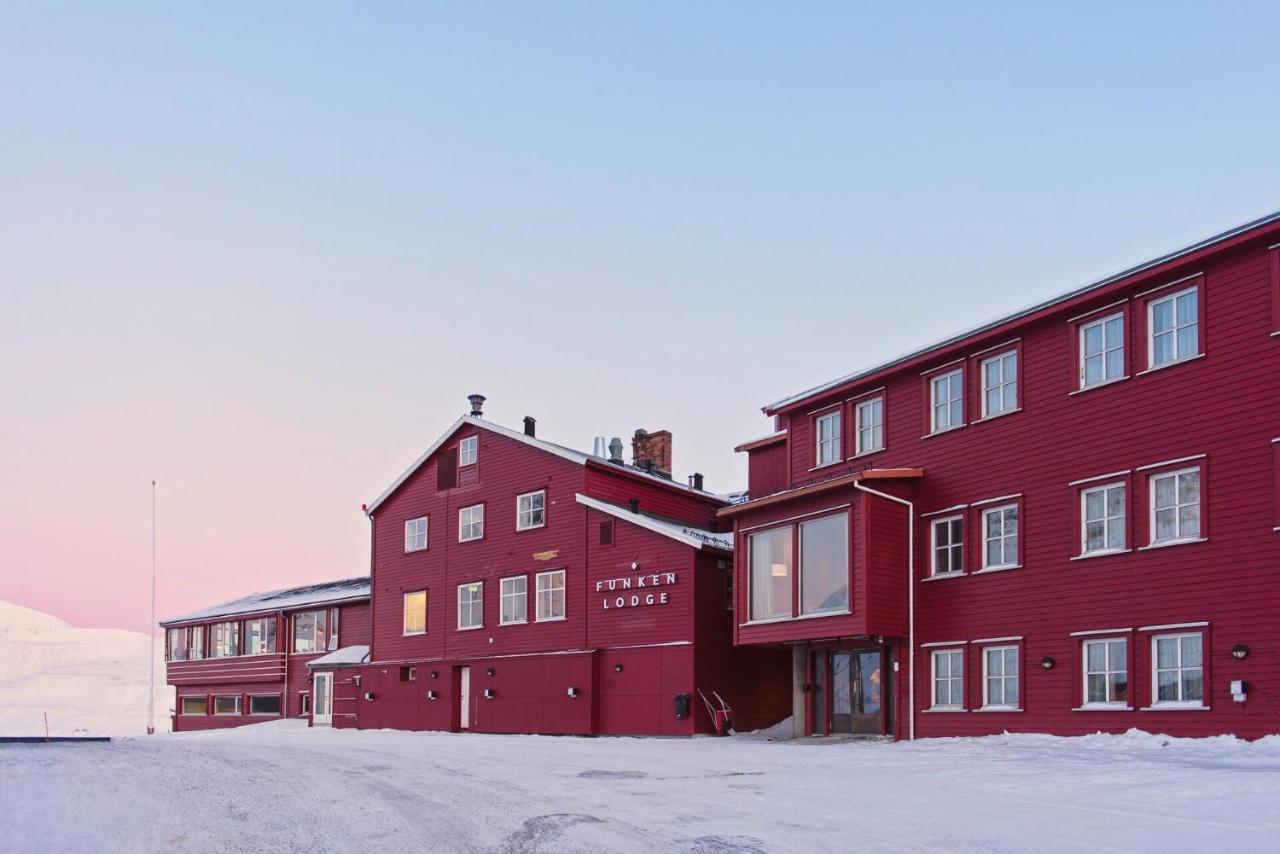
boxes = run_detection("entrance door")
[458,666,471,730]
[829,650,882,735]
[313,672,333,726]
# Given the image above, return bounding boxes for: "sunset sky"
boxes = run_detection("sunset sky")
[4,3,1279,633]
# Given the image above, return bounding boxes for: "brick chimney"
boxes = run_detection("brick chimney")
[631,429,672,479]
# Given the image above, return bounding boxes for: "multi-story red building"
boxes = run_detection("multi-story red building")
[161,578,370,731]
[724,210,1280,740]
[353,401,790,735]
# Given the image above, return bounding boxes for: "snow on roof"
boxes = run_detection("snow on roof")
[765,208,1280,413]
[161,577,370,625]
[307,644,370,668]
[575,494,733,552]
[366,415,732,514]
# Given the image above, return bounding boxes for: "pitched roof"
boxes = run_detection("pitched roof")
[161,577,369,625]
[575,493,733,551]
[765,208,1280,414]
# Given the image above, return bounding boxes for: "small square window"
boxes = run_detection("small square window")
[459,435,478,466]
[517,490,546,531]
[1149,467,1200,544]
[1148,286,1199,369]
[404,517,428,552]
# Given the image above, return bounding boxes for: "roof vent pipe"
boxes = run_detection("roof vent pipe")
[608,437,624,464]
[691,472,704,491]
[628,498,640,514]
[523,416,536,437]
[592,437,607,457]
[468,394,486,418]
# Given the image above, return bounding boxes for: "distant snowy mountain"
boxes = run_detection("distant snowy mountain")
[0,601,169,736]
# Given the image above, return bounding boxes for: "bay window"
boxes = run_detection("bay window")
[799,514,848,615]
[748,526,792,621]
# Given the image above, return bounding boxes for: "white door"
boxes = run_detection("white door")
[313,672,333,726]
[459,666,471,730]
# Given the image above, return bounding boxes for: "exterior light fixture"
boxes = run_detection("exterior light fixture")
[630,560,640,571]
[426,690,438,700]
[364,692,376,701]
[1232,644,1249,660]
[486,667,496,677]
[1040,656,1055,670]
[429,671,438,679]
[567,687,579,698]
[614,662,624,673]
[484,688,495,699]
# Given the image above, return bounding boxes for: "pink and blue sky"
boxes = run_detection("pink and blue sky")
[4,3,1280,633]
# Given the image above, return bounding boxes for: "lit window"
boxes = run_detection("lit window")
[1150,468,1200,544]
[1082,638,1128,706]
[244,617,276,655]
[1149,286,1199,368]
[748,526,792,621]
[930,516,964,576]
[403,591,427,635]
[211,622,240,658]
[291,611,329,654]
[1080,483,1125,554]
[930,370,964,433]
[459,435,478,466]
[799,514,848,615]
[982,646,1019,709]
[404,517,428,552]
[517,491,546,531]
[500,576,527,625]
[212,695,241,716]
[179,697,206,715]
[931,649,964,709]
[536,570,566,621]
[1080,313,1125,388]
[981,504,1019,568]
[815,410,841,465]
[457,582,483,630]
[248,695,281,716]
[459,504,484,542]
[980,351,1018,417]
[855,398,883,455]
[1153,633,1203,706]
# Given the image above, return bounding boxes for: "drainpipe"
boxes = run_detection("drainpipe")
[853,480,915,741]
[280,610,288,720]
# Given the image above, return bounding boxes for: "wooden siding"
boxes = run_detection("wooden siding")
[746,440,788,498]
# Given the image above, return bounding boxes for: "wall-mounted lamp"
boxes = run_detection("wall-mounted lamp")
[1040,656,1055,670]
[483,688,495,699]
[486,667,495,677]
[1232,644,1249,660]
[426,690,438,700]
[429,671,438,679]
[630,560,640,571]
[567,687,579,698]
[353,675,361,687]
[614,662,624,673]
[364,692,376,701]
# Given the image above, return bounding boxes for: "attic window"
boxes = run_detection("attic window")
[459,435,478,466]
[599,520,613,546]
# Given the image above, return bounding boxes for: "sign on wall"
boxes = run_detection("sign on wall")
[596,572,677,610]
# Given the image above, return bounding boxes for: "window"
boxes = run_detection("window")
[299,693,311,716]
[980,351,1018,417]
[815,410,841,465]
[403,591,427,635]
[1148,286,1199,368]
[982,646,1019,709]
[500,576,527,625]
[179,696,206,715]
[855,398,883,455]
[536,570,566,621]
[459,504,484,542]
[167,628,187,662]
[1080,313,1125,388]
[930,370,964,433]
[400,666,416,682]
[248,695,281,716]
[213,695,241,716]
[404,517,428,552]
[459,435,478,466]
[1153,633,1204,706]
[748,526,792,621]
[799,514,848,615]
[457,582,483,630]
[188,626,204,660]
[211,622,240,658]
[517,490,546,531]
[1081,483,1126,554]
[328,608,339,650]
[981,505,1019,568]
[291,611,329,654]
[1083,638,1128,707]
[931,649,964,709]
[244,617,276,655]
[1150,468,1200,544]
[930,516,964,576]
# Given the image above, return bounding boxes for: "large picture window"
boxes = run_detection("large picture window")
[536,570,566,621]
[1081,483,1125,554]
[1083,638,1128,707]
[815,410,841,466]
[1153,633,1203,706]
[500,576,527,625]
[799,514,848,615]
[930,369,964,433]
[291,610,329,654]
[1080,313,1125,388]
[1148,286,1199,368]
[748,526,792,621]
[981,504,1019,568]
[457,582,483,630]
[517,491,546,531]
[931,649,964,709]
[1150,467,1200,544]
[930,516,963,576]
[403,591,427,635]
[211,621,240,658]
[980,351,1018,417]
[244,617,276,655]
[982,646,1019,709]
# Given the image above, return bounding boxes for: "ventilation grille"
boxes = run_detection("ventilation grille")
[599,520,613,546]
[437,449,458,490]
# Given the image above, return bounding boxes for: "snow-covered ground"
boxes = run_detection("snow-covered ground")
[0,601,169,736]
[2,721,1277,853]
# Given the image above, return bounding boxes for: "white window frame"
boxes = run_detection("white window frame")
[402,590,427,636]
[404,516,428,552]
[1148,467,1200,545]
[1147,285,1200,370]
[1151,632,1205,708]
[854,397,883,455]
[212,695,241,716]
[536,569,567,622]
[981,645,1020,710]
[500,575,527,626]
[981,504,1019,569]
[815,410,841,466]
[179,696,206,716]
[459,435,478,466]
[929,369,965,434]
[1079,312,1126,389]
[929,515,964,577]
[248,694,282,717]
[930,649,965,709]
[457,582,484,630]
[516,490,546,531]
[1080,482,1126,555]
[291,610,328,654]
[458,504,485,542]
[979,350,1018,418]
[1082,637,1129,708]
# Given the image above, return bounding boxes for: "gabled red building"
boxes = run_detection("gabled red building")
[355,402,790,735]
[724,210,1280,740]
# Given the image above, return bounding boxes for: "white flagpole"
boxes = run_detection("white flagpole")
[148,480,156,735]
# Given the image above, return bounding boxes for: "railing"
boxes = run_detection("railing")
[166,653,286,685]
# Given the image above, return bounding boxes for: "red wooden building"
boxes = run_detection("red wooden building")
[161,578,370,731]
[354,402,790,735]
[724,210,1280,740]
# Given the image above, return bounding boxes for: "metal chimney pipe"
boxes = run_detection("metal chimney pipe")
[468,394,486,417]
[523,416,536,437]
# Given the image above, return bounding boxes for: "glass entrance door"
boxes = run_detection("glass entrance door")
[829,649,882,735]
